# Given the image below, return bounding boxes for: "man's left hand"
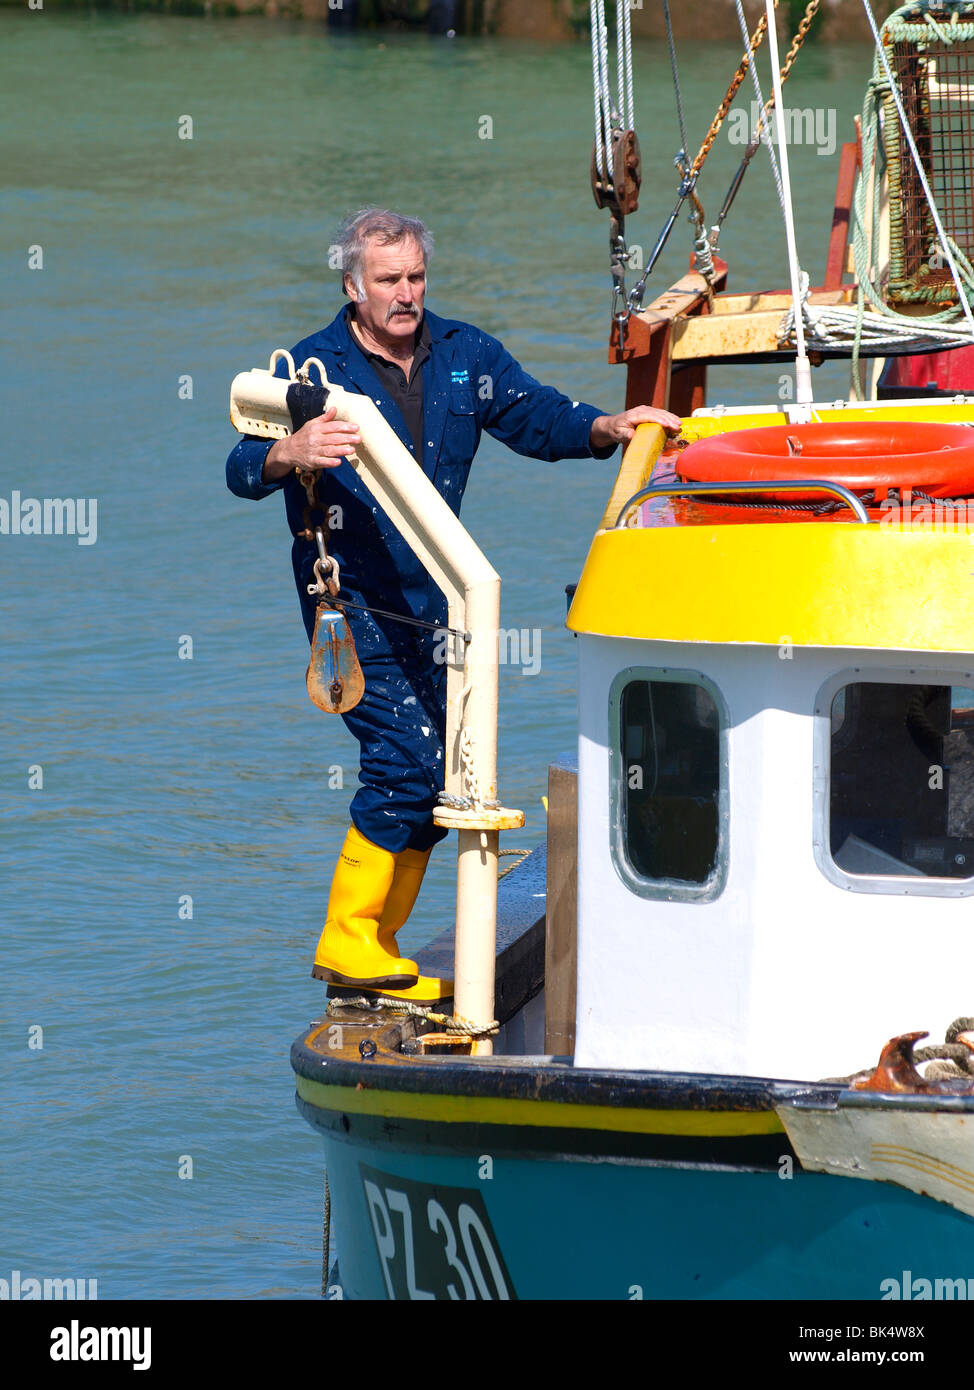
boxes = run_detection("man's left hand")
[590,406,682,450]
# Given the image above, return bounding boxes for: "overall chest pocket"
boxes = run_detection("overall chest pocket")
[448,385,477,415]
[442,383,479,458]
[438,385,478,504]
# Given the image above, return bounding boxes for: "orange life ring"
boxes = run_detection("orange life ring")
[677,421,974,501]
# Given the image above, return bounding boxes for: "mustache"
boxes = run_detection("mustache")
[386,303,420,323]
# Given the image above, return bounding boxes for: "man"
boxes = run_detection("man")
[226,208,679,1004]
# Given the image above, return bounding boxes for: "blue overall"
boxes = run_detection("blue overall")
[226,304,614,853]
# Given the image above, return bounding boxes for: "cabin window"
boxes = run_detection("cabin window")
[614,674,724,897]
[828,680,974,883]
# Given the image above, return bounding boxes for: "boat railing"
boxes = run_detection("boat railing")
[231,353,523,1051]
[613,479,872,527]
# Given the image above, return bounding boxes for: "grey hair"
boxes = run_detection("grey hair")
[336,208,433,300]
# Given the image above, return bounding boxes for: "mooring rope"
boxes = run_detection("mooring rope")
[914,1016,974,1078]
[829,1016,974,1084]
[326,994,499,1037]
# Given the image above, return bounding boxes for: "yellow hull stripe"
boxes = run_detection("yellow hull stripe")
[296,1074,785,1137]
[569,522,974,652]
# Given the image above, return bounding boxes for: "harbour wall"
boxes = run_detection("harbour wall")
[1,0,905,42]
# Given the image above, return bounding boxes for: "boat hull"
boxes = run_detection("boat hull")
[305,1100,974,1301]
[294,851,974,1301]
[294,1015,974,1302]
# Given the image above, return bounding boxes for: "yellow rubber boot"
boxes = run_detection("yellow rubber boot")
[311,826,420,989]
[375,847,454,1006]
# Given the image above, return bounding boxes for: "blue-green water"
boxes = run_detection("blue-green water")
[2,12,876,1298]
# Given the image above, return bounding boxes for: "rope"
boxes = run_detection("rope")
[691,2,776,179]
[497,847,531,880]
[915,1014,974,1079]
[437,728,502,813]
[621,0,634,132]
[705,1,821,256]
[616,3,626,142]
[307,587,469,642]
[842,0,974,378]
[882,1,974,45]
[598,2,613,168]
[860,0,974,339]
[598,3,611,123]
[590,1,609,178]
[762,1,974,364]
[607,0,817,315]
[326,994,499,1037]
[663,0,716,282]
[744,1,822,158]
[735,0,785,213]
[779,269,974,350]
[617,0,634,131]
[663,0,689,160]
[832,1017,974,1084]
[459,726,482,806]
[591,0,635,190]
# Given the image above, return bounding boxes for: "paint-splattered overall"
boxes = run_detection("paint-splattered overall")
[226,304,613,853]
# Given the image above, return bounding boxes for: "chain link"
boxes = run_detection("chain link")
[605,1,820,327]
[690,4,776,177]
[780,0,821,83]
[689,0,820,180]
[297,469,340,599]
[747,0,823,152]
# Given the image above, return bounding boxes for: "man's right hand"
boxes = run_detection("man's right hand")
[262,407,362,482]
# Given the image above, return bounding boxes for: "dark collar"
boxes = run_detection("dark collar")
[344,303,431,368]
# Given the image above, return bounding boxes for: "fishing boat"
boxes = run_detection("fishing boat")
[282,390,974,1298]
[246,0,974,1298]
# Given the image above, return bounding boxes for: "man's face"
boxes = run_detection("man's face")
[348,236,426,344]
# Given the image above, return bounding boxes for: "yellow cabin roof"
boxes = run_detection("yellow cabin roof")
[570,408,974,652]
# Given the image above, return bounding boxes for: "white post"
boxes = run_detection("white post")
[454,829,499,1056]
